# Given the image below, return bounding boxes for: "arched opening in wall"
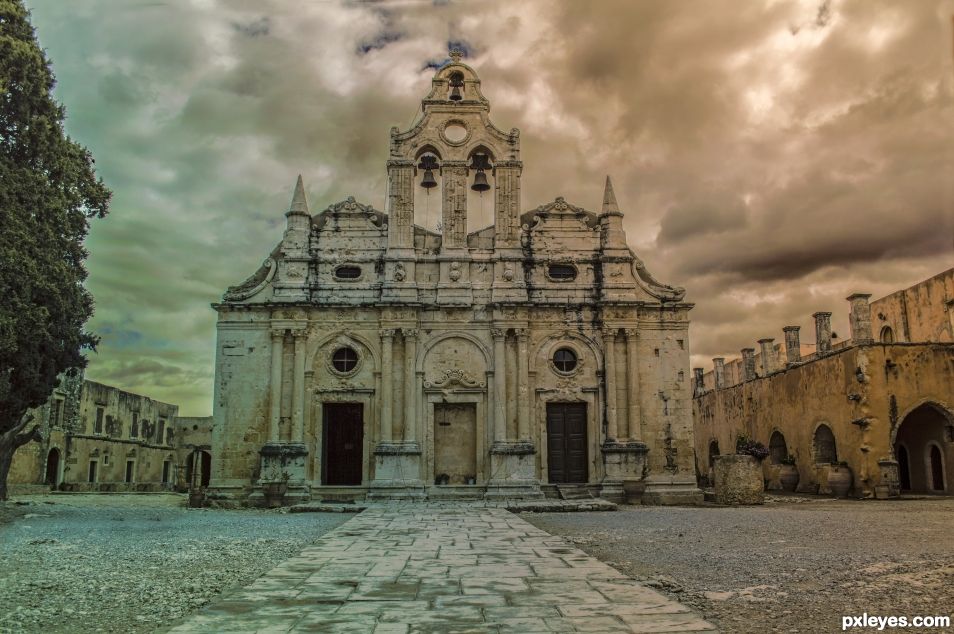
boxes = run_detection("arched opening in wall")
[708,440,720,469]
[467,147,495,231]
[414,147,442,233]
[897,444,911,490]
[893,403,952,493]
[769,431,788,464]
[813,424,837,464]
[44,448,60,487]
[880,326,895,343]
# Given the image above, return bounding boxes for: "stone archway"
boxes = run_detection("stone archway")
[45,448,60,487]
[893,403,953,493]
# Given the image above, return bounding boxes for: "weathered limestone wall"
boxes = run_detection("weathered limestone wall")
[693,343,954,497]
[870,268,954,344]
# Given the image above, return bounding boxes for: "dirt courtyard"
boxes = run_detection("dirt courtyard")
[525,496,954,633]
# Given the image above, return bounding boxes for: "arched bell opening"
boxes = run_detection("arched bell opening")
[447,70,465,102]
[466,146,495,231]
[414,146,443,232]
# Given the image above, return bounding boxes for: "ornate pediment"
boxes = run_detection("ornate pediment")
[314,196,387,229]
[631,254,687,302]
[424,369,486,389]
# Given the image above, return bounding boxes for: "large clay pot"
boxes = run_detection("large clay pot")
[778,465,799,492]
[827,465,852,498]
[263,482,287,508]
[713,455,764,505]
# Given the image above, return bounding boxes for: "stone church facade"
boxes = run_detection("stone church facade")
[209,52,701,504]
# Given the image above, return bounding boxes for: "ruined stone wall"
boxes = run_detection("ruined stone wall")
[693,343,954,496]
[870,268,954,344]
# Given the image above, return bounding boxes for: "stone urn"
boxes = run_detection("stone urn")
[713,455,764,505]
[827,464,853,498]
[188,488,206,508]
[778,464,799,492]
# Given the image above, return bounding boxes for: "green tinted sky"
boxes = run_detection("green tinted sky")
[25,0,954,415]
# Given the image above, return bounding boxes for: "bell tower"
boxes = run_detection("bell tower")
[383,49,523,305]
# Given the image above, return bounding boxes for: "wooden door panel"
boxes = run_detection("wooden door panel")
[323,403,363,485]
[547,403,587,484]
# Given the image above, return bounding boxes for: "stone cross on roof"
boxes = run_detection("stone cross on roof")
[449,48,463,63]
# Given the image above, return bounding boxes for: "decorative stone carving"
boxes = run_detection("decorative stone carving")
[424,369,486,389]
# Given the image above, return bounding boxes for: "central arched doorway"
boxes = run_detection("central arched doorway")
[893,403,952,493]
[45,448,60,487]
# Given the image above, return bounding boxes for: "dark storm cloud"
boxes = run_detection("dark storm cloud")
[23,0,954,412]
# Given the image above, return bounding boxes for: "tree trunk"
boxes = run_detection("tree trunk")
[0,414,39,501]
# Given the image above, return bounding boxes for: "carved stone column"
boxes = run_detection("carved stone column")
[441,162,468,249]
[603,329,618,442]
[516,329,530,441]
[403,329,417,442]
[380,329,395,442]
[624,329,640,441]
[492,328,507,442]
[493,161,522,248]
[268,329,284,443]
[386,160,415,249]
[291,329,307,443]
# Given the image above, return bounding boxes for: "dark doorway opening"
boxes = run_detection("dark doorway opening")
[546,403,587,484]
[323,403,364,486]
[930,445,944,491]
[897,445,911,490]
[45,448,60,486]
[125,460,134,483]
[200,451,211,487]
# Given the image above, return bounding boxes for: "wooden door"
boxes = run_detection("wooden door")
[323,403,364,485]
[546,403,588,483]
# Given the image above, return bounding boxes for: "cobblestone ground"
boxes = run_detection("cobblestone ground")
[525,497,954,634]
[167,505,716,633]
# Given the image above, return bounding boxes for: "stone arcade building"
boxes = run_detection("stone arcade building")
[209,53,700,505]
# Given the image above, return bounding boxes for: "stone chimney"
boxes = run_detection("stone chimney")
[846,293,873,344]
[712,358,726,389]
[782,326,801,366]
[741,348,757,381]
[758,338,775,375]
[813,311,833,355]
[693,367,705,397]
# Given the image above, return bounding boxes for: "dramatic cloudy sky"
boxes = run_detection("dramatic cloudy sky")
[25,0,954,415]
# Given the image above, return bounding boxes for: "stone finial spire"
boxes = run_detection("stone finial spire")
[602,175,620,214]
[288,174,308,215]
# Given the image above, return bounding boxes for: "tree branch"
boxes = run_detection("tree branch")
[13,424,42,449]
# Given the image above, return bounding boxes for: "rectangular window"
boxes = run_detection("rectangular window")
[161,460,171,484]
[157,419,166,445]
[94,407,104,434]
[131,412,139,438]
[50,400,63,427]
[165,428,173,446]
[88,460,97,483]
[125,460,134,483]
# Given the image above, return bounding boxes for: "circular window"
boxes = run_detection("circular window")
[553,348,578,373]
[444,124,467,143]
[331,347,359,373]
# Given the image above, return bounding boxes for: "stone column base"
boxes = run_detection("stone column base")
[602,442,648,503]
[369,441,425,499]
[641,474,704,505]
[486,441,543,499]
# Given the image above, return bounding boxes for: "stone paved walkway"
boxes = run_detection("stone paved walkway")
[167,506,717,633]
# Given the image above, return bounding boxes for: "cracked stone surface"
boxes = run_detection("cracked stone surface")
[165,506,716,633]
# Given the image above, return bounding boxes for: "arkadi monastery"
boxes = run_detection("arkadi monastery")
[208,51,701,505]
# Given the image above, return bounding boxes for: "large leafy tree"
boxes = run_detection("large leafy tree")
[0,0,110,500]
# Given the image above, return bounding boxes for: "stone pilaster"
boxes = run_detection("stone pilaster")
[403,329,418,442]
[386,159,415,249]
[441,162,468,249]
[624,329,640,441]
[491,328,507,443]
[291,329,307,443]
[379,329,395,443]
[268,329,284,443]
[516,329,530,441]
[602,330,618,442]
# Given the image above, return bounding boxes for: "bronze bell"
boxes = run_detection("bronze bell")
[471,169,490,192]
[420,169,437,189]
[449,85,462,101]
